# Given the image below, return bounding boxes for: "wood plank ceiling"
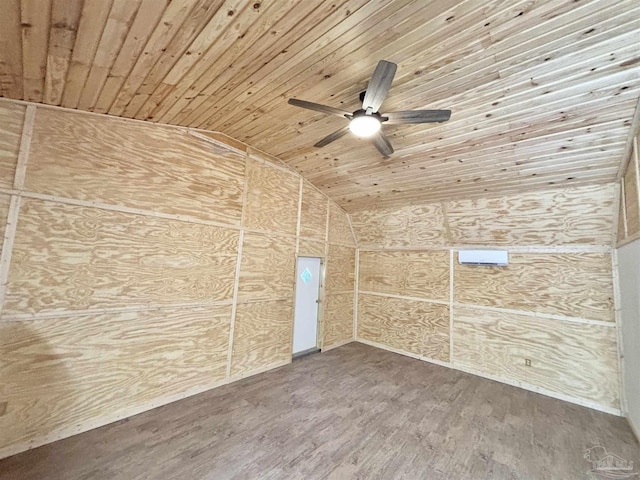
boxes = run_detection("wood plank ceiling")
[1,0,639,212]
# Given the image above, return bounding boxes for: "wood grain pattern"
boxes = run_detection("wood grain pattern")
[26,109,245,225]
[325,244,355,295]
[0,102,24,188]
[1,2,639,209]
[299,181,328,240]
[328,202,355,246]
[454,252,614,322]
[358,294,450,362]
[0,0,23,99]
[350,203,448,248]
[297,238,325,258]
[237,232,296,303]
[446,184,616,246]
[0,304,231,452]
[452,306,620,409]
[243,157,299,236]
[323,293,353,349]
[0,194,9,252]
[359,250,450,301]
[3,199,239,314]
[618,186,627,242]
[230,299,293,378]
[623,150,640,237]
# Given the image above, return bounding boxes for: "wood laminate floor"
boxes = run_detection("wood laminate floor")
[0,342,638,479]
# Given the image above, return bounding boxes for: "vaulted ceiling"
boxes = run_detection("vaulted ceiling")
[1,0,639,212]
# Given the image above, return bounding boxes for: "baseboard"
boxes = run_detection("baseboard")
[355,339,622,417]
[322,338,354,352]
[228,359,292,383]
[0,358,293,461]
[628,415,640,444]
[0,379,227,461]
[356,338,451,368]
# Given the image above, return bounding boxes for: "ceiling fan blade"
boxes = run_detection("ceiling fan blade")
[288,98,351,118]
[314,126,350,147]
[383,110,451,124]
[372,131,394,157]
[362,60,397,112]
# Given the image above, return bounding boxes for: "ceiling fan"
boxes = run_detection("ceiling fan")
[288,60,451,157]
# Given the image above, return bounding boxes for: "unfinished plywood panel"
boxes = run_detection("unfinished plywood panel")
[0,194,10,250]
[0,102,24,188]
[350,203,447,248]
[3,199,239,314]
[446,184,616,246]
[618,188,627,243]
[453,306,620,409]
[623,152,640,237]
[328,203,355,246]
[359,250,449,301]
[237,232,296,303]
[26,109,245,225]
[0,304,231,452]
[358,294,449,362]
[244,158,299,236]
[454,252,614,322]
[323,293,353,349]
[299,181,328,240]
[230,299,293,378]
[298,238,325,258]
[325,245,355,295]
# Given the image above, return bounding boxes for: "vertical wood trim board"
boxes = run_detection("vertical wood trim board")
[449,249,454,364]
[611,249,627,415]
[12,105,36,190]
[0,196,21,314]
[619,135,640,246]
[353,248,359,341]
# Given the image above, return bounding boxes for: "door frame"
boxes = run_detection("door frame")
[290,254,325,357]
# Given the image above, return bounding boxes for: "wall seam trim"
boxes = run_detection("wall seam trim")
[611,248,627,415]
[0,188,242,230]
[0,196,22,315]
[453,302,616,326]
[619,180,628,241]
[357,245,613,253]
[353,249,359,341]
[0,300,235,321]
[449,249,454,364]
[13,105,36,189]
[359,291,449,305]
[226,148,251,380]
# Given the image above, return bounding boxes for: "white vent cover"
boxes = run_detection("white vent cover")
[458,250,509,266]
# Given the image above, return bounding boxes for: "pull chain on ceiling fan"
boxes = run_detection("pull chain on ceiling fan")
[288,60,452,157]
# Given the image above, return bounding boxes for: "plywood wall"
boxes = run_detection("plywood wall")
[355,184,621,413]
[352,184,617,248]
[618,134,640,245]
[0,100,356,459]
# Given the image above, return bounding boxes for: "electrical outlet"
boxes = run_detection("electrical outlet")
[525,359,532,367]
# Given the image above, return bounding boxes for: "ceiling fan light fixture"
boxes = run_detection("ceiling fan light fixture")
[349,114,381,138]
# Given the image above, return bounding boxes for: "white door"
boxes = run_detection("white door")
[293,257,321,354]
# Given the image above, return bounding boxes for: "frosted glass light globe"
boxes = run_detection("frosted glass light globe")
[349,115,381,137]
